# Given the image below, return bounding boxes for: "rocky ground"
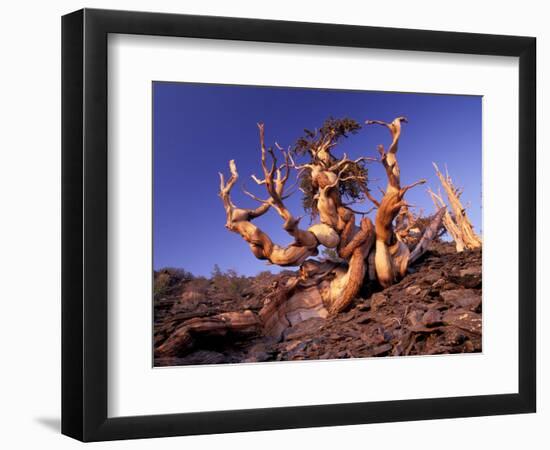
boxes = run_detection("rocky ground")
[154,241,481,366]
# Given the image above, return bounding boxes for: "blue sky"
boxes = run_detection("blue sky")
[153,82,481,276]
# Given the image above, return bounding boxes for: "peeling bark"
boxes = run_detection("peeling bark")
[156,115,478,360]
[366,117,426,287]
[158,118,462,357]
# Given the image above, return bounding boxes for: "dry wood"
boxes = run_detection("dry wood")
[175,118,466,350]
[428,188,465,252]
[155,116,481,362]
[409,206,446,264]
[155,310,260,357]
[366,117,426,287]
[431,163,481,251]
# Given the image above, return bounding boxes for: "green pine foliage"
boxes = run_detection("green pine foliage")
[293,117,369,218]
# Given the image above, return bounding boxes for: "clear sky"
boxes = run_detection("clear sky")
[153,82,481,277]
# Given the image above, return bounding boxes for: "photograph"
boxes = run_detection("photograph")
[152,82,483,367]
[0,1,541,447]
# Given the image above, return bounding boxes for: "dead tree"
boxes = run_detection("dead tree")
[156,117,445,358]
[429,163,482,251]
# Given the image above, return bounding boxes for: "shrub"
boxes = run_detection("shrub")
[153,267,194,299]
[210,266,251,298]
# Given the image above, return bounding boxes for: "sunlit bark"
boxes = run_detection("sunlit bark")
[430,163,482,251]
[157,118,458,355]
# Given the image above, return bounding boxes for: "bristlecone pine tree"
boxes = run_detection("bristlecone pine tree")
[156,117,448,357]
[428,163,482,252]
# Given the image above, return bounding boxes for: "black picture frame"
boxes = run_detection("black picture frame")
[62,8,536,442]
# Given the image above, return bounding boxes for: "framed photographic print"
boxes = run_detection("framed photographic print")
[61,8,536,442]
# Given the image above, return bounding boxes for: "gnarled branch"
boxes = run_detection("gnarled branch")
[432,163,481,250]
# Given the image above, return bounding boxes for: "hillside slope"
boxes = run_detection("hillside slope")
[154,242,481,366]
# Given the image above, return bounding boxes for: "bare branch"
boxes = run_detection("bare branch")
[288,152,315,172]
[219,160,272,230]
[328,153,374,172]
[346,206,376,216]
[366,116,408,154]
[401,178,427,195]
[365,188,381,208]
[241,184,270,204]
[408,206,446,264]
[251,174,266,185]
[431,163,481,250]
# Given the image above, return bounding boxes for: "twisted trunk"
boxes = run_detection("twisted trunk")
[367,118,426,287]
[157,118,451,359]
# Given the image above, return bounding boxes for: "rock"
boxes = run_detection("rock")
[172,350,227,365]
[243,343,273,363]
[405,285,422,296]
[283,318,325,340]
[450,266,482,288]
[371,293,387,311]
[154,242,482,365]
[340,310,358,323]
[440,289,481,311]
[356,299,371,311]
[422,309,443,327]
[372,343,393,356]
[371,327,388,345]
[356,313,372,324]
[406,309,425,328]
[443,310,482,335]
[439,326,467,346]
[419,272,441,286]
[243,352,270,363]
[463,340,475,352]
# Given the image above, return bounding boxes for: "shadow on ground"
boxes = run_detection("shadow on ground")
[35,417,61,433]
